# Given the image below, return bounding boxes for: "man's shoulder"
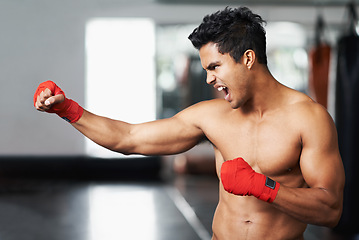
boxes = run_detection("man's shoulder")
[284,91,335,132]
[185,98,230,112]
[281,88,322,113]
[175,99,229,120]
[289,93,328,118]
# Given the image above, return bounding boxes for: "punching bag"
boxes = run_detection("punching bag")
[334,2,359,234]
[308,15,330,109]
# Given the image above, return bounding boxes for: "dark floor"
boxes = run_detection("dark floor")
[0,174,356,240]
[0,157,357,240]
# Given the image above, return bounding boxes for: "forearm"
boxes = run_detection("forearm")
[221,158,343,227]
[72,110,135,154]
[272,185,342,227]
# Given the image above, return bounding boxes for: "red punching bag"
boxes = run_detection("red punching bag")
[308,14,330,109]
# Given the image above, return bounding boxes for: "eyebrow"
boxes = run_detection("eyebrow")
[205,61,220,70]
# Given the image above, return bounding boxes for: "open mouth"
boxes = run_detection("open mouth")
[217,86,230,100]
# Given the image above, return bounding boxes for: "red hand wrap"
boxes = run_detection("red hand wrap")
[220,157,280,203]
[34,81,83,123]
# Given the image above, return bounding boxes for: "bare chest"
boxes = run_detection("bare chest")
[205,114,302,177]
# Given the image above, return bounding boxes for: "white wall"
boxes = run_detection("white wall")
[0,0,350,156]
[0,0,90,156]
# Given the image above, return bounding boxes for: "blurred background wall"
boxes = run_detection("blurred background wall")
[0,0,354,156]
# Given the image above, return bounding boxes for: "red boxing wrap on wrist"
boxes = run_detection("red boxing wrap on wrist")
[220,157,280,203]
[34,80,83,123]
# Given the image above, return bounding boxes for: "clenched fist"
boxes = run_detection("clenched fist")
[34,81,83,123]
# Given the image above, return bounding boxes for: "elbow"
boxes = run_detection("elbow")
[111,128,138,155]
[325,207,342,228]
[325,191,344,228]
[111,142,136,156]
[318,202,343,228]
[111,137,146,156]
[107,137,135,155]
[311,209,341,228]
[318,187,344,228]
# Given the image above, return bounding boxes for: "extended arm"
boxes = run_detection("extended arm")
[73,109,204,156]
[34,81,205,156]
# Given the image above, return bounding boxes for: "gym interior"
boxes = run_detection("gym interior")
[1,0,359,239]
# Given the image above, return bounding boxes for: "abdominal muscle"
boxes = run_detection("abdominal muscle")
[211,186,307,240]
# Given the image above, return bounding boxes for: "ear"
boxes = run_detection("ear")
[242,50,256,70]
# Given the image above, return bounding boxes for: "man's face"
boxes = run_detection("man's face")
[199,42,252,109]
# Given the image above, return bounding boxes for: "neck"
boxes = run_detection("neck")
[241,70,282,118]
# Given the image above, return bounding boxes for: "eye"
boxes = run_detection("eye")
[208,65,219,71]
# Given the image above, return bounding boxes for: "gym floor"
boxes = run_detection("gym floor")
[0,173,355,240]
[0,156,357,240]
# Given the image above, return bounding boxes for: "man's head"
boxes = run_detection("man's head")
[188,7,267,65]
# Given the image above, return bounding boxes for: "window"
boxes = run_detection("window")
[85,18,156,158]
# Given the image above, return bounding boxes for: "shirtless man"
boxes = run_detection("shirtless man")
[34,7,344,240]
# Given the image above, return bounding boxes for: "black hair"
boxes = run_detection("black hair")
[188,6,267,64]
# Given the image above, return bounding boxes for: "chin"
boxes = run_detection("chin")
[229,96,248,109]
[229,101,241,109]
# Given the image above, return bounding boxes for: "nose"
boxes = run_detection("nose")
[206,71,216,85]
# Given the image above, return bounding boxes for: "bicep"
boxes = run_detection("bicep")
[127,112,205,156]
[299,107,344,195]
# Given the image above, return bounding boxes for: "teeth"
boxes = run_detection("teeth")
[217,86,225,91]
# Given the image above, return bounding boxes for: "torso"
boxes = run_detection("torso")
[196,90,312,240]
